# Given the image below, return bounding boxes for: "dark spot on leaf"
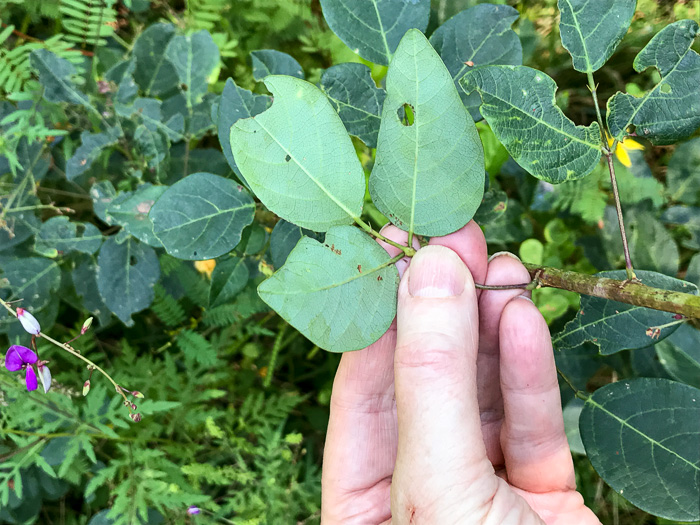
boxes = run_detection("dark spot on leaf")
[377,275,383,281]
[193,251,197,256]
[398,103,415,126]
[181,84,188,91]
[285,154,291,162]
[493,201,506,212]
[129,256,137,266]
[357,264,362,273]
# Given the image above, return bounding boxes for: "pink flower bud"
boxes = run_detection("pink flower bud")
[129,413,142,423]
[81,317,93,334]
[187,506,201,515]
[131,391,144,399]
[83,380,91,396]
[16,308,41,335]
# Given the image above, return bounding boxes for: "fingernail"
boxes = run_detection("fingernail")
[488,251,521,263]
[408,247,465,297]
[515,294,535,304]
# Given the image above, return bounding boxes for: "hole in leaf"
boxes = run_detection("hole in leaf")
[285,154,291,162]
[660,83,672,94]
[397,103,415,126]
[129,256,137,266]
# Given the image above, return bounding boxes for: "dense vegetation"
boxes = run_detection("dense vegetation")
[1,0,699,523]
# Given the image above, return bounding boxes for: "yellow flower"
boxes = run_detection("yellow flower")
[194,259,216,278]
[607,136,644,168]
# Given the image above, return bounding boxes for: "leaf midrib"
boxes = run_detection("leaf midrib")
[586,396,700,472]
[561,0,593,72]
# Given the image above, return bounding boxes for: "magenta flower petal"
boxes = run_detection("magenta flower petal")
[25,366,38,391]
[5,345,37,371]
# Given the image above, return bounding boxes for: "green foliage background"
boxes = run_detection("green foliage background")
[0,0,699,523]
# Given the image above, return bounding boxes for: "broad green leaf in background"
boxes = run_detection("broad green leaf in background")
[250,50,304,81]
[217,78,271,179]
[461,66,601,183]
[132,23,179,97]
[661,206,700,251]
[90,181,118,223]
[370,29,484,237]
[655,323,700,388]
[554,270,697,354]
[686,253,700,286]
[0,258,60,313]
[607,20,700,144]
[96,237,160,326]
[34,217,103,257]
[133,125,170,174]
[269,220,324,270]
[149,173,255,260]
[429,4,522,120]
[165,30,219,108]
[65,127,122,180]
[580,378,700,521]
[230,76,365,232]
[29,50,90,107]
[319,0,430,66]
[666,136,700,205]
[473,189,508,225]
[258,226,399,352]
[320,63,386,149]
[104,184,166,248]
[558,0,636,73]
[72,255,112,326]
[124,98,185,142]
[563,398,586,455]
[627,211,679,276]
[209,257,249,307]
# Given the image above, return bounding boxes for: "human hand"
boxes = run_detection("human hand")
[321,222,601,525]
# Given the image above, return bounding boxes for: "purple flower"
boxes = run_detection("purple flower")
[16,308,41,335]
[187,506,201,515]
[4,345,38,391]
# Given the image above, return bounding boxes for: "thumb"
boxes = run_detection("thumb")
[392,246,495,517]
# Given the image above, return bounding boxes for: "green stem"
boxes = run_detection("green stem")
[556,366,588,400]
[354,218,416,257]
[587,71,635,280]
[523,263,699,318]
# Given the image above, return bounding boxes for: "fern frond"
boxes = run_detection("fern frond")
[201,304,240,328]
[176,329,218,367]
[59,0,118,48]
[152,284,186,327]
[185,0,231,31]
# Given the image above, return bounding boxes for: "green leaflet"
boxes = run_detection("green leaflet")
[165,30,219,108]
[66,127,122,180]
[72,255,111,326]
[217,78,271,180]
[320,63,386,149]
[258,226,399,352]
[319,0,429,66]
[370,29,484,237]
[473,189,508,225]
[558,0,636,73]
[230,75,365,232]
[461,66,601,183]
[104,184,166,248]
[554,270,697,354]
[429,4,522,121]
[250,50,304,81]
[607,20,700,144]
[132,23,179,97]
[580,378,700,521]
[96,237,160,326]
[269,220,323,270]
[34,216,103,257]
[655,323,700,388]
[666,137,700,205]
[29,49,90,108]
[209,257,250,307]
[149,173,255,260]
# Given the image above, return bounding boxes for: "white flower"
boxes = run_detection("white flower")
[16,308,41,335]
